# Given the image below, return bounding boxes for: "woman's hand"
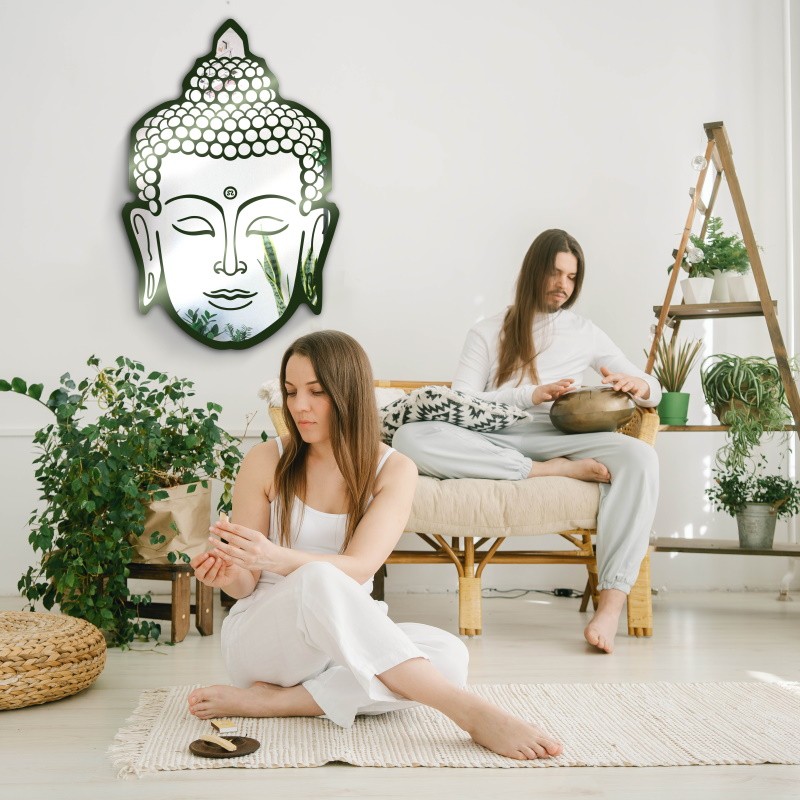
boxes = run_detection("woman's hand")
[190,551,238,589]
[208,519,285,574]
[532,379,575,405]
[600,366,650,399]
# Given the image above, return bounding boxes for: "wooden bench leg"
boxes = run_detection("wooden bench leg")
[458,575,482,636]
[171,571,191,643]
[579,562,600,612]
[370,565,387,602]
[627,551,653,637]
[195,578,213,636]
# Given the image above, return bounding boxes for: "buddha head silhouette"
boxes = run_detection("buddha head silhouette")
[123,20,338,349]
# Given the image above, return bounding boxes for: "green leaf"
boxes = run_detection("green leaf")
[0,379,10,391]
[45,388,69,410]
[11,377,27,393]
[27,383,44,401]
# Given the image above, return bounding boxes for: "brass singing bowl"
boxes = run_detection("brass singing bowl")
[549,386,635,434]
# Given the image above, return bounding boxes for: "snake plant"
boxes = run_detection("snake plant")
[648,336,704,393]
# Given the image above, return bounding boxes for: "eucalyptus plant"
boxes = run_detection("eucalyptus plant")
[647,335,703,393]
[700,354,797,471]
[1,356,245,647]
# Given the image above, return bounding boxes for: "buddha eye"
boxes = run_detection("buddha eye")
[172,216,215,236]
[247,216,289,236]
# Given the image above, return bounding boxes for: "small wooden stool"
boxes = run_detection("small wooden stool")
[126,563,213,643]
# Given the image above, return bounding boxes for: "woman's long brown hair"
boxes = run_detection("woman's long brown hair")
[495,229,585,387]
[274,330,381,551]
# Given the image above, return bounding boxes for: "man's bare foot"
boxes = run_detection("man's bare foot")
[459,698,563,760]
[530,456,611,483]
[584,589,626,653]
[187,682,322,719]
[584,612,618,653]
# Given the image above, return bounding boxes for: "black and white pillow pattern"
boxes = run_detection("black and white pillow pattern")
[379,385,528,444]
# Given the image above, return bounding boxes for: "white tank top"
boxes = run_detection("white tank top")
[257,439,395,590]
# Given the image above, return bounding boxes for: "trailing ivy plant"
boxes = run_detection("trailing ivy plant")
[1,356,245,647]
[700,354,798,471]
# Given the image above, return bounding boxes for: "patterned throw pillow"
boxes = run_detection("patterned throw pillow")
[379,385,528,444]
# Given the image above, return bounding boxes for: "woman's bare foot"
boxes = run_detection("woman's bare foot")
[530,456,611,483]
[187,682,322,719]
[583,588,626,653]
[458,697,563,760]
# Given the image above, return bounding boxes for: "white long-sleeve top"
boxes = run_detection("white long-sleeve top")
[452,309,661,412]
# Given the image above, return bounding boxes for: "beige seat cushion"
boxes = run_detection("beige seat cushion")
[404,476,600,538]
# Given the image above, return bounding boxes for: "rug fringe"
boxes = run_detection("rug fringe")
[107,686,174,778]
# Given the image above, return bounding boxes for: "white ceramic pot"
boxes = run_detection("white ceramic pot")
[742,272,758,301]
[680,277,714,304]
[727,272,758,302]
[726,275,747,302]
[710,270,731,302]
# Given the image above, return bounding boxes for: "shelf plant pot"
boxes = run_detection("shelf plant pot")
[710,270,731,303]
[680,277,714,304]
[657,391,690,425]
[735,503,777,549]
[726,272,758,303]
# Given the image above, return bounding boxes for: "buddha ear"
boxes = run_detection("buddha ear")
[128,209,162,311]
[301,206,336,313]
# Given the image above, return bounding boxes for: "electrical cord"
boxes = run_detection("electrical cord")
[481,587,584,600]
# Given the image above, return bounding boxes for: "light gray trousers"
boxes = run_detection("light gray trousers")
[392,416,658,593]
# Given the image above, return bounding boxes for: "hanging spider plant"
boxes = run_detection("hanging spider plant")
[700,354,798,471]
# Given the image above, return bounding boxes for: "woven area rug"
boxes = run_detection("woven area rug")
[109,682,800,776]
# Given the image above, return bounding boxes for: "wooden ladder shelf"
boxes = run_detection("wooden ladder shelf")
[645,121,800,435]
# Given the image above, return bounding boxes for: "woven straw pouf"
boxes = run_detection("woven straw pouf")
[0,611,106,710]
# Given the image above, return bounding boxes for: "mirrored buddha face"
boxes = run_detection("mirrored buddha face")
[127,152,331,346]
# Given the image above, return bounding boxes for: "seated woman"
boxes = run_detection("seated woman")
[188,330,562,760]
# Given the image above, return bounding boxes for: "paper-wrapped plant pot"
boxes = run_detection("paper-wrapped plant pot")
[549,387,636,434]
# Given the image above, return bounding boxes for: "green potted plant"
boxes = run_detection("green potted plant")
[684,216,752,303]
[674,240,715,304]
[706,463,800,548]
[647,335,703,425]
[1,356,244,647]
[700,354,796,471]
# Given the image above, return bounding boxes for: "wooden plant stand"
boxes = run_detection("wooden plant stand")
[126,562,213,643]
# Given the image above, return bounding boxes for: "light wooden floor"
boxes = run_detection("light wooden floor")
[2,590,799,800]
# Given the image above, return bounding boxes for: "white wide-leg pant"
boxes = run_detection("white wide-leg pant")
[221,561,469,728]
[393,416,659,593]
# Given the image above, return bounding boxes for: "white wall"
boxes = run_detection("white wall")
[0,0,796,596]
